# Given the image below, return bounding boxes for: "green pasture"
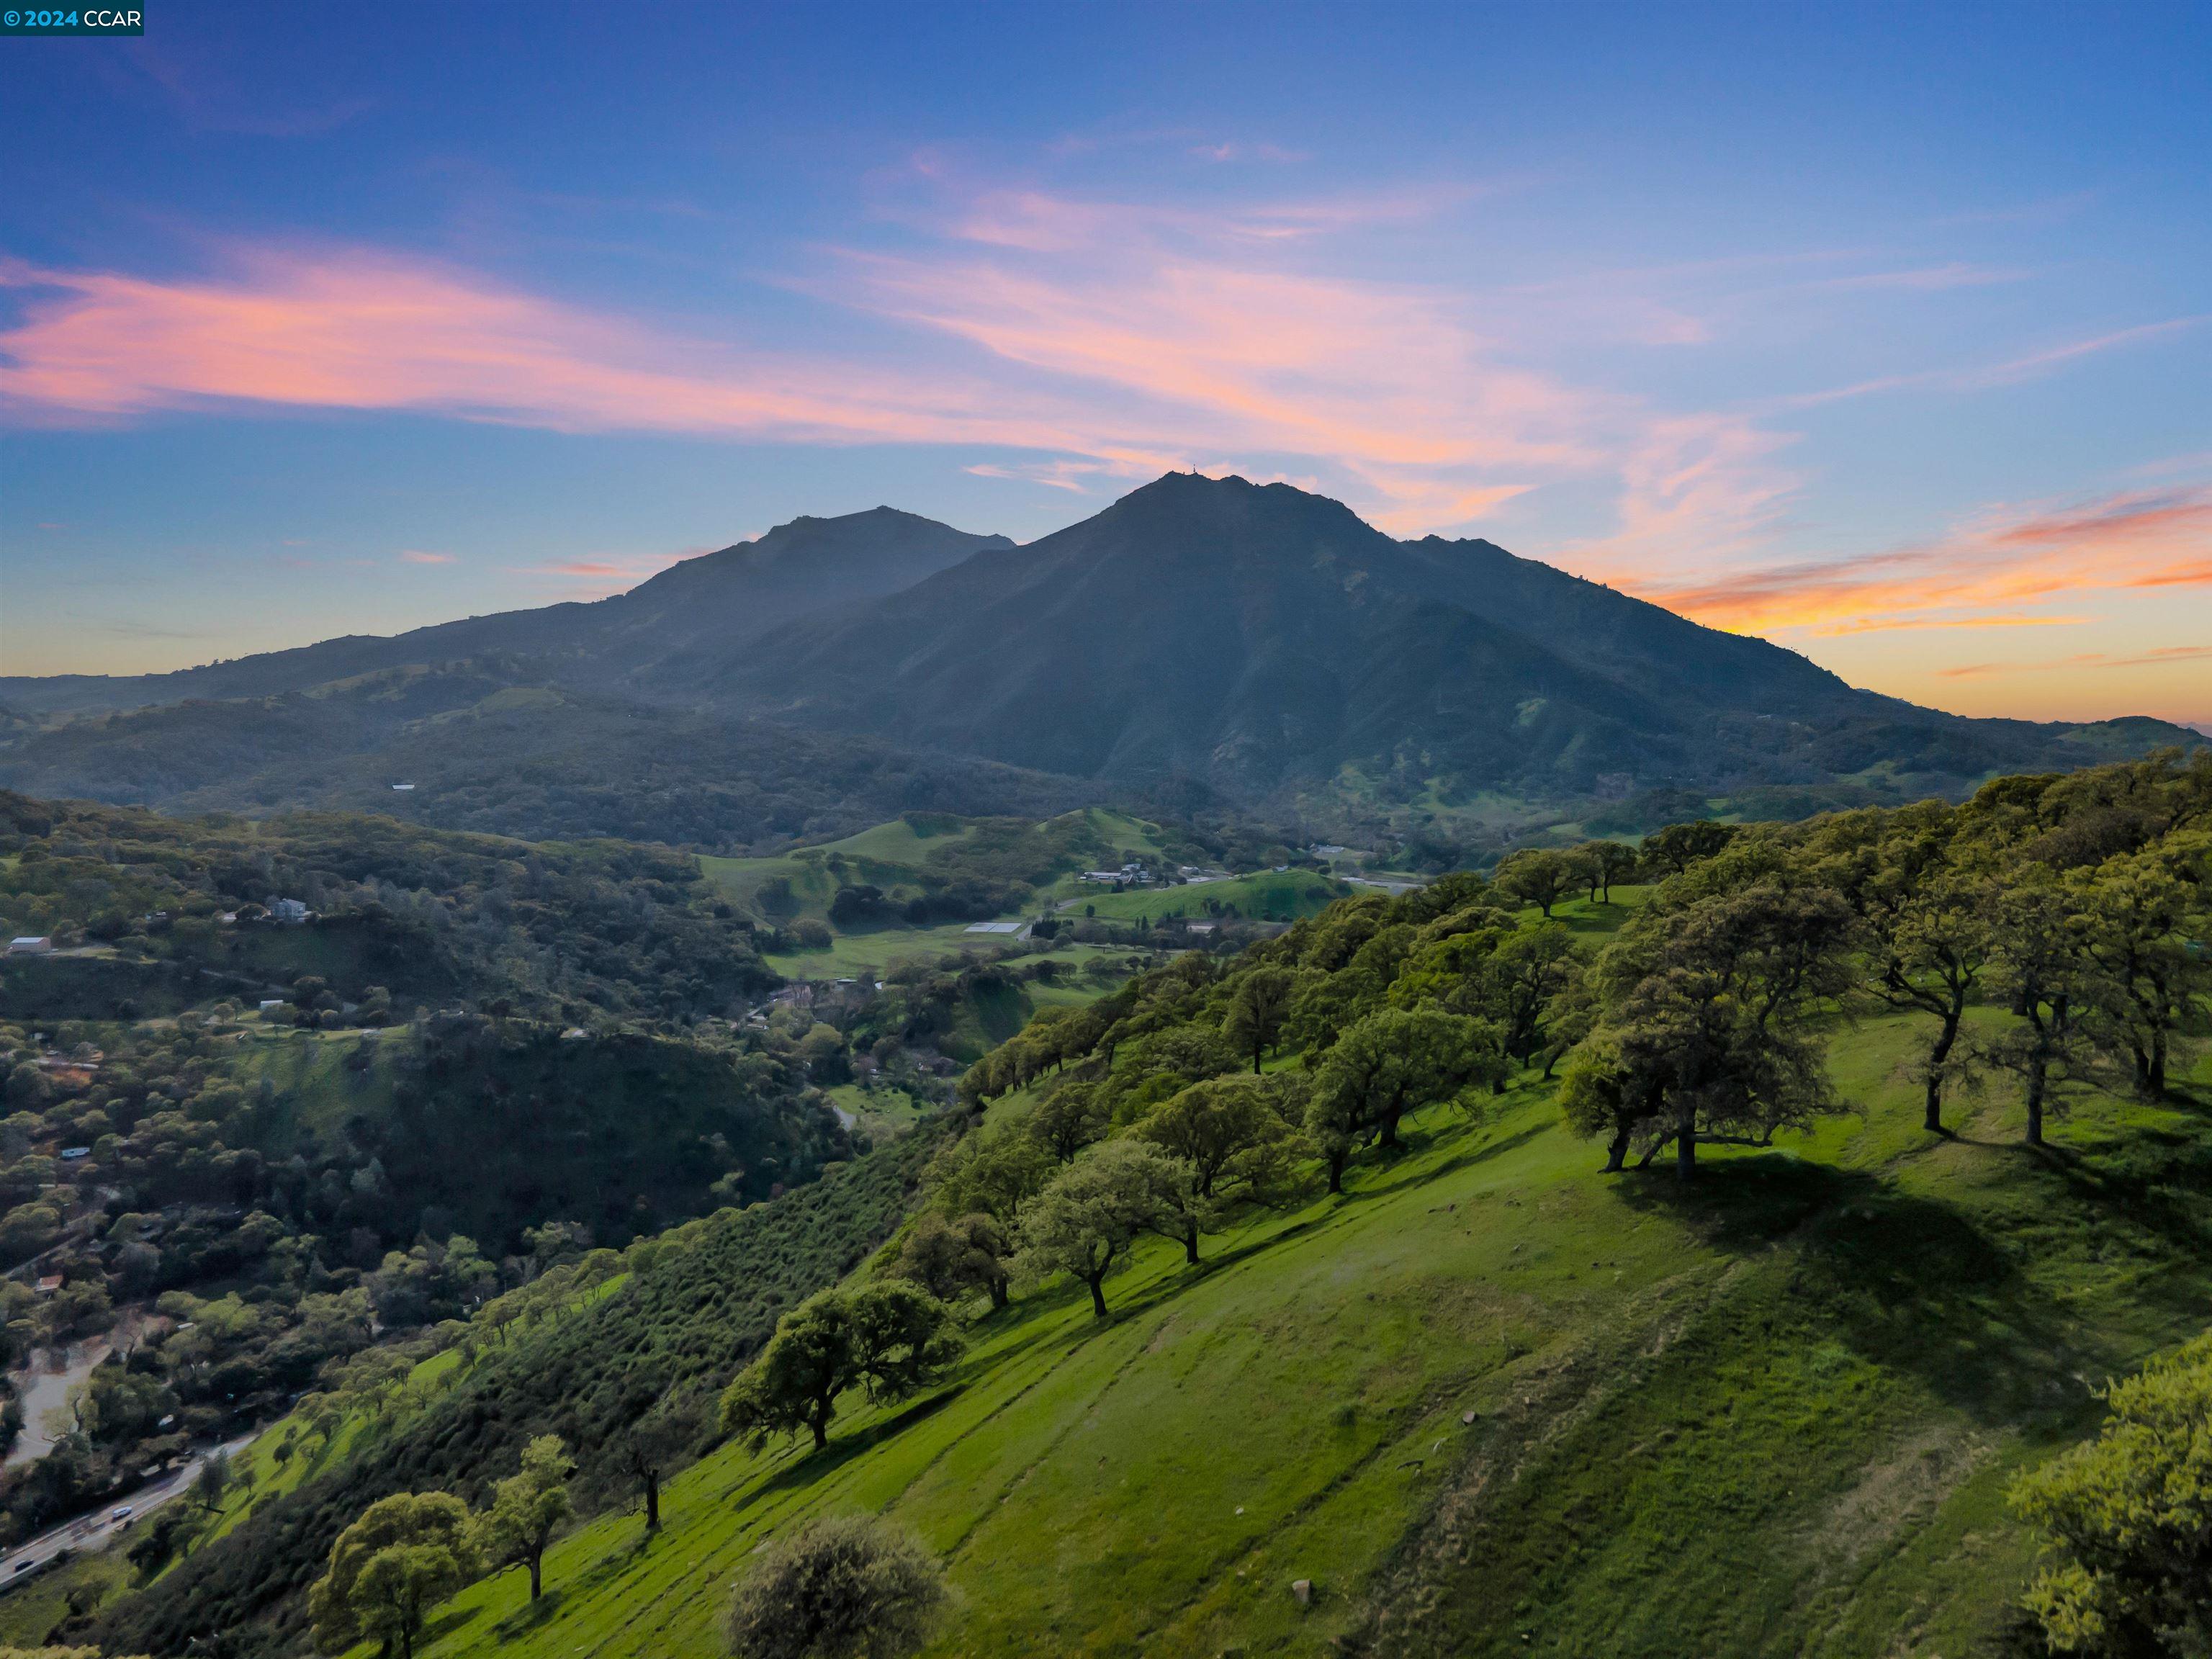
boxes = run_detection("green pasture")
[1066,870,1352,924]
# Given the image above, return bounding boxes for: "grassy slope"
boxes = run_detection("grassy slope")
[0,1550,130,1645]
[390,893,2212,1659]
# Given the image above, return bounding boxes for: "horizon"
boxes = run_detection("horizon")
[2,2,2207,729]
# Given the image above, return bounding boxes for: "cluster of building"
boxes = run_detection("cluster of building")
[1079,862,1153,886]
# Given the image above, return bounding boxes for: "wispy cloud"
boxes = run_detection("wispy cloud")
[0,212,1604,538]
[397,549,454,565]
[1771,317,2205,410]
[1633,486,2212,636]
[1811,262,2028,292]
[87,619,213,640]
[1939,643,2212,679]
[1,174,2195,600]
[513,551,698,598]
[1190,140,1309,165]
[963,459,1107,493]
[0,251,1044,448]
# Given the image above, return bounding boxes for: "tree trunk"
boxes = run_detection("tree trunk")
[1602,1123,1629,1174]
[529,1552,543,1601]
[644,1468,660,1533]
[1326,1151,1346,1194]
[810,1410,830,1451]
[1086,1272,1108,1319]
[987,1277,1009,1311]
[1182,1228,1200,1267]
[1676,1115,1696,1179]
[2149,1034,2167,1097]
[2025,1054,2046,1146]
[1923,1014,1959,1133]
[1251,1047,1263,1076]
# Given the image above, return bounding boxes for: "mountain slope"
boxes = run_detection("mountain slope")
[0,507,1009,716]
[700,473,2189,801]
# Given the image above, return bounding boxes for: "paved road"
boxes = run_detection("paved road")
[0,1433,256,1590]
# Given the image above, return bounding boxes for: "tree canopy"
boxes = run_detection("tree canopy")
[720,1281,962,1453]
[2010,1328,2212,1656]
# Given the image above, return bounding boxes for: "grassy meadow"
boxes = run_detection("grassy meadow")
[1062,869,1352,925]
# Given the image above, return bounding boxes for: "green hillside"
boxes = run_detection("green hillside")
[63,753,2212,1657]
[339,992,2211,1659]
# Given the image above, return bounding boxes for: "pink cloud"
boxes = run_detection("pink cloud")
[397,549,454,565]
[1629,487,2212,636]
[1,179,2189,602]
[0,252,1039,448]
[514,549,703,597]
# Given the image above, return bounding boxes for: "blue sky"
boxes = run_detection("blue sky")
[2,1,2207,726]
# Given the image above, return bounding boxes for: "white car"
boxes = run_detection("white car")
[109,1506,133,1522]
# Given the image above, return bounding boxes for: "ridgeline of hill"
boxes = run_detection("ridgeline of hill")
[56,750,2212,1659]
[4,477,2195,860]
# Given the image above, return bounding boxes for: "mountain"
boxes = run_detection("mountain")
[692,472,2192,802]
[0,475,2195,847]
[0,506,1010,716]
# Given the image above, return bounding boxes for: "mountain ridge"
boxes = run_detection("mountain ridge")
[0,505,1011,716]
[0,473,2197,844]
[691,472,2190,799]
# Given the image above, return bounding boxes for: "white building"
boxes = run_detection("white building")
[270,899,310,923]
[6,937,53,956]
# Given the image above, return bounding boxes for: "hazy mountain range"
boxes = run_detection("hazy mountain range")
[1,474,2193,850]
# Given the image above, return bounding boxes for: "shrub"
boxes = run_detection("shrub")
[723,1514,948,1659]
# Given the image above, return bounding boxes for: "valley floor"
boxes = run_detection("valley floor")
[386,1010,2212,1659]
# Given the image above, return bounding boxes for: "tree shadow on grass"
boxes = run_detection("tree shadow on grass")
[745,1386,969,1503]
[487,1584,567,1639]
[422,1601,487,1644]
[1375,1121,1552,1194]
[1612,1154,2092,1429]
